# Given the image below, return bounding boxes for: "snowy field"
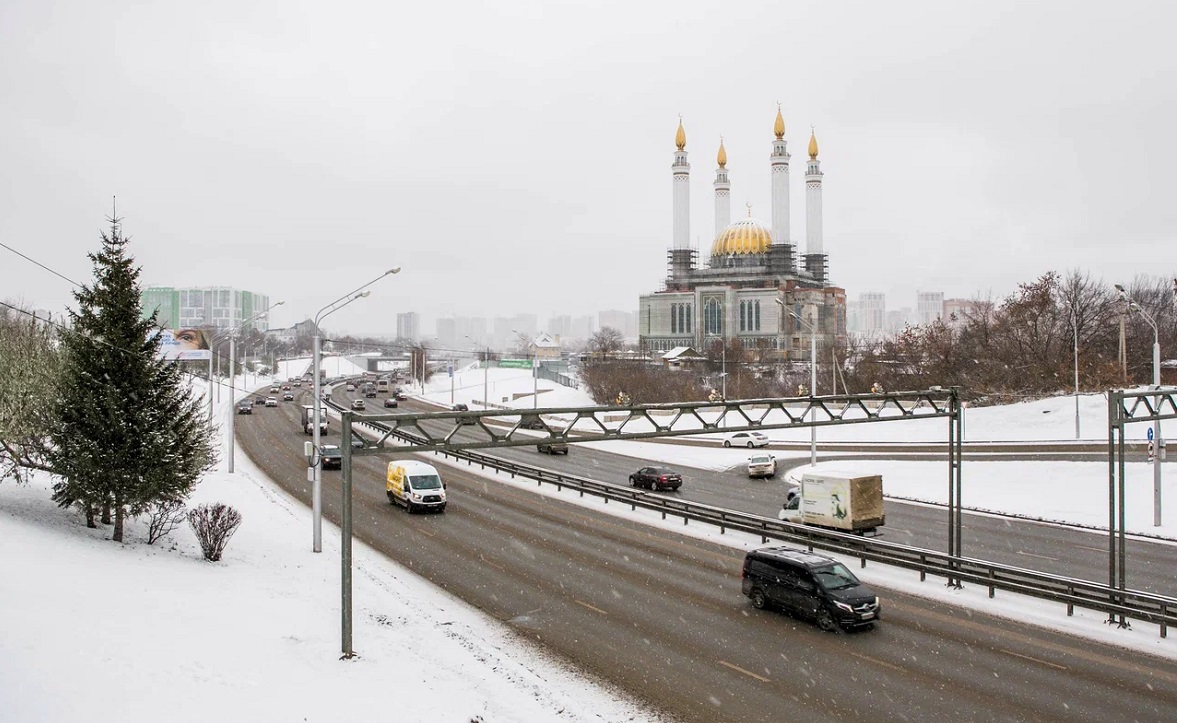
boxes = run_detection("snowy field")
[3,358,1175,722]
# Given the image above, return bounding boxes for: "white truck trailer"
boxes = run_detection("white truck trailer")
[300,404,329,435]
[779,471,885,535]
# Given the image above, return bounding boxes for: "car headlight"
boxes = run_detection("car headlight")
[834,601,853,613]
[411,493,422,500]
[874,597,880,607]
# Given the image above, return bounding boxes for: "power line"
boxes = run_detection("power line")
[0,240,83,287]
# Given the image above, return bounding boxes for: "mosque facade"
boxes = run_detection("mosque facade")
[638,109,846,361]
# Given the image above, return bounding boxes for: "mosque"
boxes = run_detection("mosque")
[638,108,846,362]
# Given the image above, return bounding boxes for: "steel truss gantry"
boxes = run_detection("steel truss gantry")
[1107,386,1177,627]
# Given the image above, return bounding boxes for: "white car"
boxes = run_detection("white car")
[747,453,776,478]
[723,431,770,448]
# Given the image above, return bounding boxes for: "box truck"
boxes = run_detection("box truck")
[300,404,329,435]
[778,471,884,535]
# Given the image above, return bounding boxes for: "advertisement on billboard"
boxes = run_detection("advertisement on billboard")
[155,327,212,361]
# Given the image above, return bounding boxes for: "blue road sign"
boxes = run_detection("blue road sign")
[1148,427,1154,441]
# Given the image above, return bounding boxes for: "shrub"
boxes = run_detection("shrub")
[187,503,242,562]
[146,497,188,544]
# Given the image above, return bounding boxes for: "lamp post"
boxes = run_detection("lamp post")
[312,267,400,553]
[223,301,285,473]
[512,329,538,408]
[1115,284,1163,526]
[1071,308,1081,440]
[465,335,488,409]
[779,299,818,466]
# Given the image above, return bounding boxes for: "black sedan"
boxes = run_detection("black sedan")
[320,444,342,470]
[629,466,683,491]
[236,403,253,415]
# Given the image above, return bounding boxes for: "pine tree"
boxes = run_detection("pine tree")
[48,215,216,541]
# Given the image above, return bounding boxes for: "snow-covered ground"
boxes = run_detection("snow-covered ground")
[3,360,1175,722]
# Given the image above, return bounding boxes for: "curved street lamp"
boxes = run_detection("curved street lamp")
[465,334,489,409]
[222,300,285,473]
[312,267,400,553]
[512,329,538,409]
[778,298,817,466]
[1115,283,1163,526]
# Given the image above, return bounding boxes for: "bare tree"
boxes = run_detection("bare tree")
[146,497,188,544]
[587,326,625,358]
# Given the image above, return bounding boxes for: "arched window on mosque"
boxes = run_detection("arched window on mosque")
[686,304,692,333]
[670,304,678,334]
[739,302,746,332]
[754,300,761,331]
[704,299,723,336]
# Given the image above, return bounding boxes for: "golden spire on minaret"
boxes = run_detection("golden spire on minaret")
[774,103,785,140]
[717,137,727,168]
[675,115,686,150]
[808,126,819,159]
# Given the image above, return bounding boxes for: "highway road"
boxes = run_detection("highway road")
[233,385,1177,721]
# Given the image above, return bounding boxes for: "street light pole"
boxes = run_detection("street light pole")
[466,335,487,408]
[217,301,283,475]
[777,299,817,465]
[311,266,400,553]
[1117,284,1163,526]
[513,329,539,408]
[1072,310,1081,440]
[791,309,818,466]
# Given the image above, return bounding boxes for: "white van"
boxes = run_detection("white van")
[386,460,447,513]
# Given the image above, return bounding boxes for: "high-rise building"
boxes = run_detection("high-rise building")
[916,291,945,325]
[141,286,271,332]
[858,292,886,335]
[598,309,638,339]
[396,312,420,342]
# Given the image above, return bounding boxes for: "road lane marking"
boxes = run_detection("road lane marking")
[1015,550,1058,561]
[416,527,436,538]
[718,660,770,682]
[574,600,608,615]
[849,652,904,672]
[1000,649,1068,671]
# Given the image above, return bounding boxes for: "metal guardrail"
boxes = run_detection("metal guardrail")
[328,397,1177,637]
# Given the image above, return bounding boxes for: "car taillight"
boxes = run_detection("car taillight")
[660,476,669,482]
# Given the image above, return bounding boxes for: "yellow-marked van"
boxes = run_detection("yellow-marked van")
[386,460,447,513]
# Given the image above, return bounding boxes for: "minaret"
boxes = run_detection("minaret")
[770,105,791,245]
[804,128,827,283]
[714,138,730,238]
[672,117,690,250]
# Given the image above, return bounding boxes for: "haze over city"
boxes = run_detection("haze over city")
[2,1,1175,336]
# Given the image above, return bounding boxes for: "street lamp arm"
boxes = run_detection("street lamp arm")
[315,268,400,325]
[316,291,370,327]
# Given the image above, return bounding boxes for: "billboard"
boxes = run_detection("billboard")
[155,327,212,361]
[498,358,533,369]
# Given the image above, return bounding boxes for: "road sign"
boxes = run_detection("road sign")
[447,364,453,378]
[1148,427,1155,441]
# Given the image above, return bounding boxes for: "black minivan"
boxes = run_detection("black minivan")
[741,546,880,631]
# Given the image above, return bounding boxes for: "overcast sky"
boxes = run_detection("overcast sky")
[2,1,1174,336]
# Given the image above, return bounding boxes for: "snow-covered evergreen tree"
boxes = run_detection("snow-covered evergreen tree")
[48,216,216,541]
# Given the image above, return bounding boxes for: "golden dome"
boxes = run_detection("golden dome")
[774,106,785,140]
[717,139,727,168]
[808,129,819,159]
[711,217,773,256]
[675,118,686,150]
